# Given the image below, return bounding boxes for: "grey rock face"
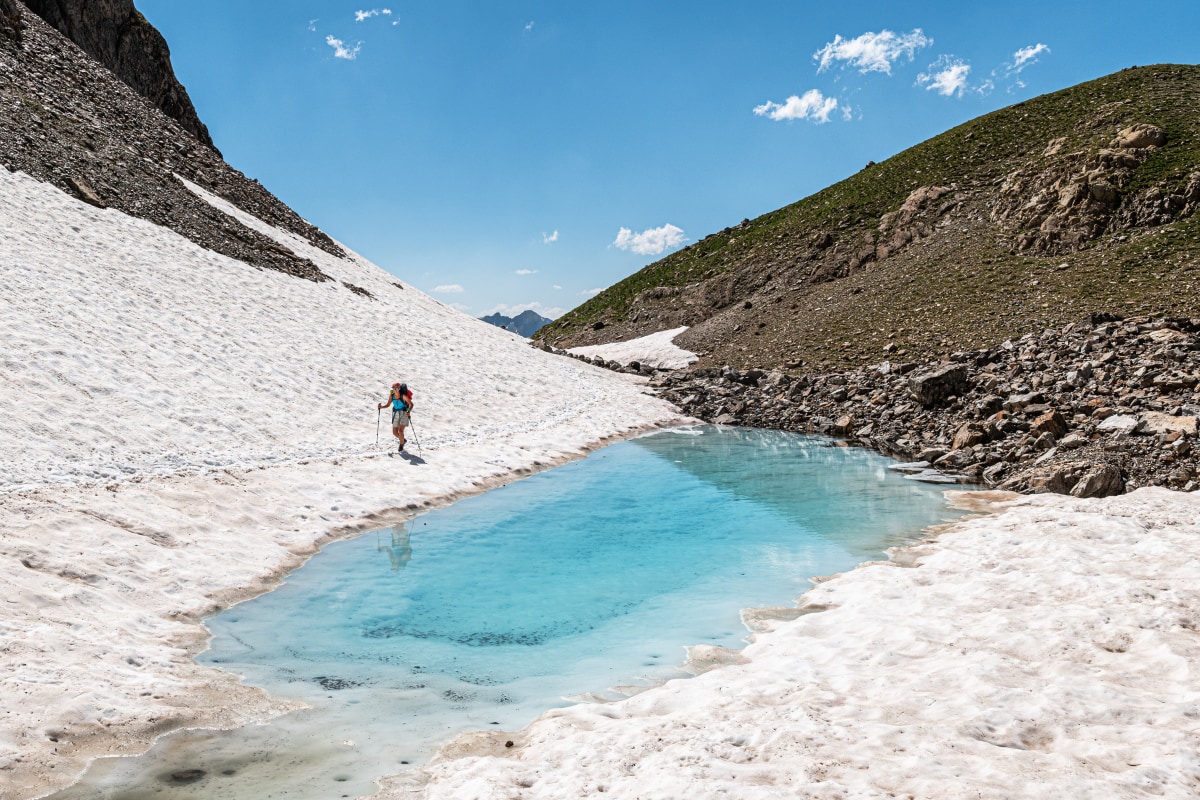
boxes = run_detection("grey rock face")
[0,0,21,42]
[21,0,215,150]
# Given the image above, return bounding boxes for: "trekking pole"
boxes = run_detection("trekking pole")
[376,407,381,448]
[409,418,423,457]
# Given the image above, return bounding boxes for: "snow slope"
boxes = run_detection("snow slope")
[0,167,684,798]
[568,326,699,370]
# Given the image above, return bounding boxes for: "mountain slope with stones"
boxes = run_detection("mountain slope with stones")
[19,0,215,149]
[0,1,348,284]
[540,66,1200,373]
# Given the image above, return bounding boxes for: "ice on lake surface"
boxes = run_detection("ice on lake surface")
[53,426,971,799]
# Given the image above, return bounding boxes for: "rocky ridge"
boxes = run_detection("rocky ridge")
[20,0,215,150]
[0,5,348,283]
[546,313,1200,498]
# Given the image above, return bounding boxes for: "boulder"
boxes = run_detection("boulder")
[908,364,969,407]
[1030,410,1068,439]
[1097,414,1141,435]
[1112,123,1167,150]
[1070,463,1125,498]
[1140,412,1198,436]
[952,422,988,450]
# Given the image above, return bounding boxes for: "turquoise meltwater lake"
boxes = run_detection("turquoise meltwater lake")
[53,426,971,800]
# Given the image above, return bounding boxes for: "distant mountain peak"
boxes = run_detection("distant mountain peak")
[480,309,553,338]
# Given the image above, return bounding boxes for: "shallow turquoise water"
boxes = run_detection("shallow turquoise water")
[53,426,969,799]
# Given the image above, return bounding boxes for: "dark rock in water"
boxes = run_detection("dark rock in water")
[22,0,216,150]
[167,769,206,784]
[908,364,968,407]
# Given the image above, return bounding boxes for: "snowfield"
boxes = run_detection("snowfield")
[3,164,1200,800]
[0,166,683,798]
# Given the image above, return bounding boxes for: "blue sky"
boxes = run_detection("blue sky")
[138,1,1198,320]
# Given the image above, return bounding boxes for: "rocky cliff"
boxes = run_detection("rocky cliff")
[0,6,348,281]
[20,0,215,150]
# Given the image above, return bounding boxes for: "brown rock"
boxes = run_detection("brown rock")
[952,422,988,450]
[1030,410,1068,438]
[1070,464,1125,498]
[1140,412,1198,436]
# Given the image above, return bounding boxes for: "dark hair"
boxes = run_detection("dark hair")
[399,383,408,392]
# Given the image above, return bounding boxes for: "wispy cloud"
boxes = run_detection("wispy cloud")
[1002,43,1050,89]
[754,89,839,123]
[525,21,535,32]
[355,8,392,22]
[814,29,932,75]
[581,287,606,297]
[917,56,972,97]
[434,284,464,293]
[308,19,318,32]
[326,35,361,60]
[515,269,538,275]
[542,230,559,244]
[553,284,562,290]
[613,224,686,256]
[1013,42,1050,70]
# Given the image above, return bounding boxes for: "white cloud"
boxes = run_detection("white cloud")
[515,269,538,275]
[542,230,559,244]
[434,284,464,293]
[754,89,839,123]
[482,302,563,320]
[814,29,932,75]
[917,56,971,97]
[1002,43,1050,89]
[308,19,318,32]
[525,21,535,32]
[581,287,606,297]
[1013,43,1050,70]
[326,35,361,60]
[553,284,562,290]
[612,224,686,256]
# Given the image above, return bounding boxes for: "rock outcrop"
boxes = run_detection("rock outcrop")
[0,8,347,281]
[20,0,215,150]
[0,0,21,42]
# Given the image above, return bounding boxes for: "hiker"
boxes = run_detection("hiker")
[378,382,413,452]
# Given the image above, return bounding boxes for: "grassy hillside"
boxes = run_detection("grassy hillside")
[539,65,1200,370]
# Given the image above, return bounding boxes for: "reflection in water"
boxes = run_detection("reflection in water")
[377,522,413,572]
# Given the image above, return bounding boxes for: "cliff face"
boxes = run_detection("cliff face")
[0,0,21,41]
[20,0,215,150]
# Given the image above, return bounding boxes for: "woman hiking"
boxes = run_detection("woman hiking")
[378,382,413,452]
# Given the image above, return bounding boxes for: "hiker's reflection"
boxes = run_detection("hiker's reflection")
[378,525,413,571]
